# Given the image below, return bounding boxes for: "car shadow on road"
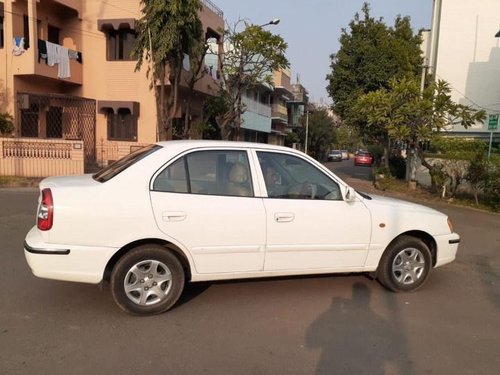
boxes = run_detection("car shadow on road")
[305,282,415,375]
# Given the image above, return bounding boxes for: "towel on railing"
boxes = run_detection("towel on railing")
[12,37,26,56]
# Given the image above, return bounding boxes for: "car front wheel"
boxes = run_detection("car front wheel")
[377,235,432,292]
[111,245,185,315]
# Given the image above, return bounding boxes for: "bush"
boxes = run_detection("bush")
[484,159,500,211]
[0,112,14,136]
[389,155,406,179]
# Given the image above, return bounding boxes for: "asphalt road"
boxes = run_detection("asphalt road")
[1,180,499,375]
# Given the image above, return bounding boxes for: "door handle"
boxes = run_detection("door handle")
[162,211,187,222]
[274,212,295,223]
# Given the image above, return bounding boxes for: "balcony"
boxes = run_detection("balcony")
[53,0,82,16]
[13,42,83,85]
[35,41,82,84]
[271,103,288,123]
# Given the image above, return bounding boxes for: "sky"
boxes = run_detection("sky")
[212,0,433,105]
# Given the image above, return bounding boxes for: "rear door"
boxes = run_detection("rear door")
[150,148,266,274]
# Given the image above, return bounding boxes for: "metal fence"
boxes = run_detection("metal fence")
[17,92,96,166]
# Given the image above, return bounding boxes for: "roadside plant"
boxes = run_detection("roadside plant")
[0,112,14,136]
[466,152,489,206]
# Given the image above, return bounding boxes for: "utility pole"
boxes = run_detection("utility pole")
[304,110,309,154]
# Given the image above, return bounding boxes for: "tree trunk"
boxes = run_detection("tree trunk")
[384,138,390,170]
[159,64,166,141]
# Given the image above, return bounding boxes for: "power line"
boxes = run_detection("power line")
[435,73,500,114]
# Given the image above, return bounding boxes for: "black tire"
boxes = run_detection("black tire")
[377,235,432,292]
[111,245,185,315]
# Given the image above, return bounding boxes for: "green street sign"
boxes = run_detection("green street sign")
[488,114,498,130]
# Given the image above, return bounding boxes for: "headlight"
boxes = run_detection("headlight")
[447,217,454,233]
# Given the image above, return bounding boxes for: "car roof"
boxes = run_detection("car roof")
[156,140,299,153]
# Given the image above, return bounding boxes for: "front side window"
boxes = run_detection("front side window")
[257,151,341,200]
[153,150,253,197]
[107,108,137,141]
[106,28,136,61]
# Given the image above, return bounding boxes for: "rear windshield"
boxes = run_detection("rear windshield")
[93,144,161,183]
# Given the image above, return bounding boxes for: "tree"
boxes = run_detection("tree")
[214,21,289,140]
[355,77,486,188]
[133,0,203,141]
[326,3,422,165]
[296,109,337,161]
[180,35,213,139]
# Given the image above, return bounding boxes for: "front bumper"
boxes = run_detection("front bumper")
[24,226,118,284]
[434,232,461,267]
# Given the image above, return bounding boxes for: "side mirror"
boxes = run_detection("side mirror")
[345,187,357,202]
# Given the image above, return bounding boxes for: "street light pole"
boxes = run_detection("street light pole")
[258,18,280,28]
[305,110,309,154]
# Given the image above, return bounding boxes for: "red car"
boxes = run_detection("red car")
[354,151,374,166]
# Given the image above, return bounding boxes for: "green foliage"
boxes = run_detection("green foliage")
[0,112,14,135]
[132,0,203,140]
[327,3,422,132]
[296,109,337,160]
[355,78,486,147]
[284,131,300,148]
[484,159,500,211]
[366,144,384,164]
[466,152,489,205]
[333,124,361,150]
[133,0,203,76]
[216,21,289,139]
[430,137,488,160]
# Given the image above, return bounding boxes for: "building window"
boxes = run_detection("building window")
[23,15,30,49]
[48,24,60,45]
[107,108,137,141]
[0,15,4,49]
[106,28,136,61]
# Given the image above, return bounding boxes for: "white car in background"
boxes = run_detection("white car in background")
[24,141,460,315]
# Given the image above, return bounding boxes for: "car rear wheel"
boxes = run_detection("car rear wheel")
[111,245,185,315]
[377,235,432,292]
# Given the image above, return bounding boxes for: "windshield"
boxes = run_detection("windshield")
[93,144,161,183]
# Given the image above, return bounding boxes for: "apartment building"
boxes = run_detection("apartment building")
[269,68,293,146]
[0,0,223,174]
[425,0,500,140]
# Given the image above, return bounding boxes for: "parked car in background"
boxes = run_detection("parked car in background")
[354,150,374,166]
[24,141,460,315]
[327,150,343,162]
[341,150,349,160]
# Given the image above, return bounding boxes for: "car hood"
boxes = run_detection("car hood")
[362,193,445,217]
[40,174,99,189]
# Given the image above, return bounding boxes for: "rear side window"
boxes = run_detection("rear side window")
[153,150,253,197]
[93,144,160,183]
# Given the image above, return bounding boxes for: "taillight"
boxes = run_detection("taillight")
[37,188,54,231]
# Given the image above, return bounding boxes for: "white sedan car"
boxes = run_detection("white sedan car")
[24,141,460,315]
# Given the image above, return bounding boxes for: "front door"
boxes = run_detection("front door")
[150,149,266,274]
[256,151,371,272]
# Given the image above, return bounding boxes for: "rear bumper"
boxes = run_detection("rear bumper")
[24,226,118,284]
[434,232,460,267]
